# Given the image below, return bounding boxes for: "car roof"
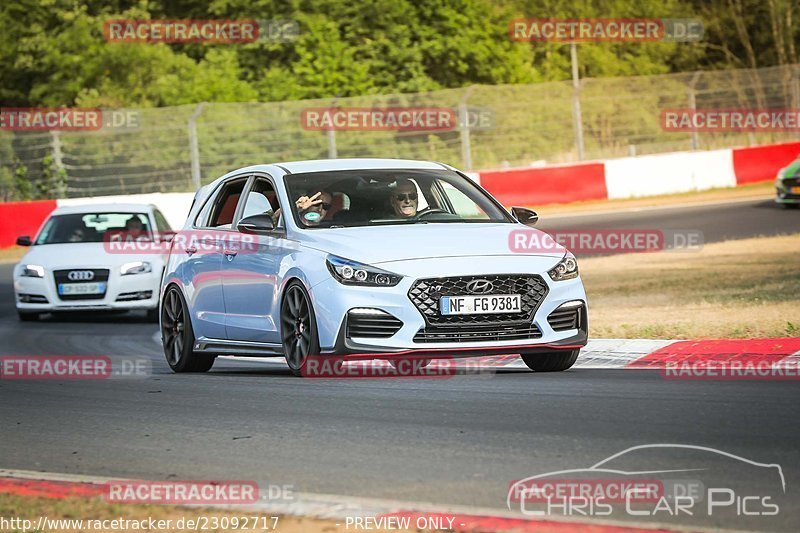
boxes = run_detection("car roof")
[217,158,451,180]
[51,203,156,215]
[198,159,457,205]
[275,158,450,174]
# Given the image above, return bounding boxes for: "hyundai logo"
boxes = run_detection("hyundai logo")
[466,279,494,294]
[67,270,95,281]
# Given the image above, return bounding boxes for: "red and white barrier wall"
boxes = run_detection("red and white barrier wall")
[479,140,799,205]
[1,141,797,248]
[0,193,193,248]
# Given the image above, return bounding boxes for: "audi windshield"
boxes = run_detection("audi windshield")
[34,213,152,244]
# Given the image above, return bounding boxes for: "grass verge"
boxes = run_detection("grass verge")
[582,232,800,339]
[0,246,26,264]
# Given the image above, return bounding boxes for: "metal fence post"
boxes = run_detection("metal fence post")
[50,130,67,197]
[792,65,800,140]
[459,86,476,171]
[570,43,585,161]
[327,128,337,159]
[189,102,206,189]
[688,71,701,150]
[327,98,338,159]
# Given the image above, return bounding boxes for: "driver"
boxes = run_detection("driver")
[390,179,419,218]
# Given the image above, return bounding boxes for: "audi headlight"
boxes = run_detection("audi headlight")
[20,264,44,278]
[326,255,402,287]
[548,253,579,281]
[120,261,152,276]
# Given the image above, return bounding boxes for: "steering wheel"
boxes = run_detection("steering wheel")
[414,208,449,220]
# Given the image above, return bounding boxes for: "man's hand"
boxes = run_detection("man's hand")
[296,192,323,211]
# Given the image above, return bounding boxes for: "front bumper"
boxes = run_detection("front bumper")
[776,181,800,203]
[310,264,587,356]
[14,269,160,313]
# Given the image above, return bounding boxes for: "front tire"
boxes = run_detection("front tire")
[521,349,579,372]
[161,286,215,373]
[280,281,320,377]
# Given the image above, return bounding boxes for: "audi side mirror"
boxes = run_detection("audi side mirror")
[237,214,275,235]
[511,207,538,226]
[16,235,32,246]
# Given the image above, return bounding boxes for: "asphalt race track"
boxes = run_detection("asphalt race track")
[1,199,799,531]
[538,197,799,245]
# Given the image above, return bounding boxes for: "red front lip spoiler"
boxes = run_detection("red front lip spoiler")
[320,343,584,362]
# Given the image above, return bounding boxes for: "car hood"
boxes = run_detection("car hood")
[18,243,162,270]
[297,223,565,264]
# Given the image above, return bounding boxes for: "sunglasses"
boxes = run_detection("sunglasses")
[395,192,418,202]
[310,202,332,210]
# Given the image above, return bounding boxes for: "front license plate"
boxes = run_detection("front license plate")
[58,282,106,296]
[440,294,521,315]
[790,186,800,194]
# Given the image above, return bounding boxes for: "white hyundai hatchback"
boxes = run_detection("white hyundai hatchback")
[13,203,172,322]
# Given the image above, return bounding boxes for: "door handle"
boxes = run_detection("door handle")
[223,250,238,260]
[185,247,197,256]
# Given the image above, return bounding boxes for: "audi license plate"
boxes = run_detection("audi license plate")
[58,282,106,296]
[440,294,521,315]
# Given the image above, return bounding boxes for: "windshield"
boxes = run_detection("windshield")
[283,169,511,229]
[35,212,152,245]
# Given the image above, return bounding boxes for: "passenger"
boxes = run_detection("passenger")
[390,179,419,218]
[67,227,86,243]
[273,191,333,227]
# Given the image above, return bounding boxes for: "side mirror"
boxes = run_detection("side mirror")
[16,235,32,246]
[511,207,538,226]
[159,231,176,243]
[237,214,275,235]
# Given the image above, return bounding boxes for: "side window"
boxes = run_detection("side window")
[206,178,247,228]
[438,180,488,219]
[153,209,172,232]
[241,178,278,219]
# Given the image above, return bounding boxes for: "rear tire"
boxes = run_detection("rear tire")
[280,281,320,377]
[161,286,215,373]
[17,311,40,322]
[521,349,579,372]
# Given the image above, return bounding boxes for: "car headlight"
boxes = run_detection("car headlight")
[776,168,786,181]
[326,255,402,287]
[120,261,152,276]
[548,253,579,281]
[20,264,44,278]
